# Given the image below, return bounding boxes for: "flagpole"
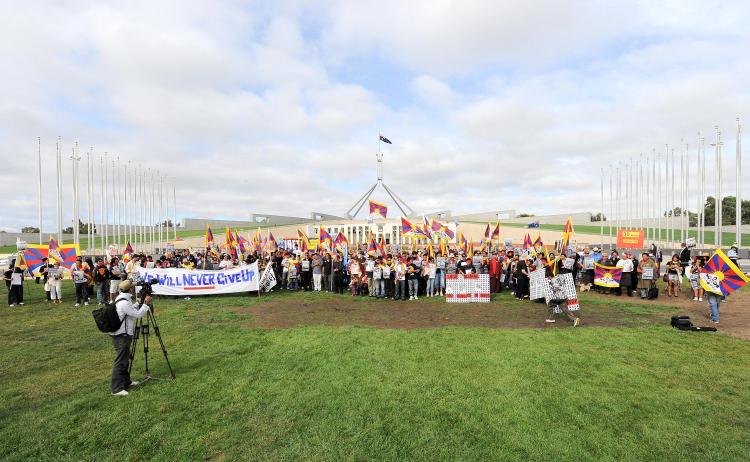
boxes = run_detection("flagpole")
[37,137,43,244]
[158,174,163,252]
[173,180,177,241]
[713,126,721,247]
[698,133,704,248]
[604,166,608,245]
[56,136,62,244]
[616,163,621,239]
[86,148,91,255]
[736,117,742,247]
[99,154,105,254]
[609,166,613,247]
[657,150,662,247]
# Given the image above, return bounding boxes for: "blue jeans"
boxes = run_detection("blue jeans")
[395,280,406,299]
[375,279,385,297]
[288,278,298,290]
[434,271,445,291]
[426,278,435,295]
[408,279,418,298]
[707,293,721,322]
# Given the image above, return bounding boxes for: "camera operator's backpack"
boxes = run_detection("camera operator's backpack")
[92,299,125,333]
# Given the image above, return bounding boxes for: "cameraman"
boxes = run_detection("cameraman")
[109,280,152,396]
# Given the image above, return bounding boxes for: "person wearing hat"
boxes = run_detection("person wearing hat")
[70,256,90,307]
[727,244,740,267]
[109,279,152,396]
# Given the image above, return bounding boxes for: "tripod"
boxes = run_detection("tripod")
[128,303,176,382]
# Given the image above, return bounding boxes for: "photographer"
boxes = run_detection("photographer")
[109,280,152,396]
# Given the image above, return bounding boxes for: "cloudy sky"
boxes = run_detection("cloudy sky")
[2,0,749,232]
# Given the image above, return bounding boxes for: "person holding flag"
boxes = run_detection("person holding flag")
[700,249,750,323]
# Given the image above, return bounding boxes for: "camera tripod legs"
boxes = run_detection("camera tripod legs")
[128,309,176,382]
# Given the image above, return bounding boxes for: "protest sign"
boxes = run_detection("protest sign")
[446,274,490,303]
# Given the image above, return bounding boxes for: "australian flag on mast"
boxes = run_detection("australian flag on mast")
[379,134,392,144]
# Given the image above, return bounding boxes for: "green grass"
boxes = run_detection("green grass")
[1,283,749,461]
[487,222,750,246]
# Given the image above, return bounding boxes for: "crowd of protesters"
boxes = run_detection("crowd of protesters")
[4,241,742,325]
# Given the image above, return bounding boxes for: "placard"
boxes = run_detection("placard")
[642,267,654,280]
[436,256,446,269]
[445,274,490,303]
[616,229,645,249]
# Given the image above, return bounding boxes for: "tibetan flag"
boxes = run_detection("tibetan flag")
[469,240,475,255]
[48,236,63,263]
[267,231,278,252]
[523,234,533,250]
[594,263,623,288]
[428,240,435,258]
[225,227,238,258]
[491,223,500,240]
[533,235,543,250]
[369,200,388,218]
[205,225,215,247]
[560,217,574,253]
[334,232,349,252]
[253,228,263,252]
[23,245,48,275]
[379,134,392,144]
[319,227,332,250]
[439,239,447,256]
[15,252,28,271]
[237,233,249,254]
[484,224,491,240]
[297,229,310,253]
[401,217,415,236]
[459,232,468,254]
[368,238,379,257]
[700,249,750,296]
[422,217,433,239]
[378,236,387,257]
[124,241,133,255]
[431,219,455,240]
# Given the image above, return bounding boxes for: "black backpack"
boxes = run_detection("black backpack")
[92,299,125,333]
[647,287,659,299]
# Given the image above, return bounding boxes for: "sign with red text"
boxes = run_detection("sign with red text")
[616,229,645,249]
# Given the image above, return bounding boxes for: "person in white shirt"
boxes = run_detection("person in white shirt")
[616,252,635,296]
[425,258,437,297]
[218,255,234,270]
[109,280,152,396]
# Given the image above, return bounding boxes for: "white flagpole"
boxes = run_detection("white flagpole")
[124,161,129,247]
[599,168,604,247]
[616,163,621,238]
[70,144,78,246]
[172,180,177,241]
[103,152,109,251]
[679,140,684,243]
[658,148,663,247]
[37,137,43,244]
[99,154,105,254]
[713,126,722,247]
[115,156,120,248]
[86,148,91,254]
[699,135,705,248]
[736,118,742,247]
[639,153,644,231]
[669,146,674,246]
[56,136,62,243]
[609,167,613,247]
[150,170,156,253]
[158,174,163,252]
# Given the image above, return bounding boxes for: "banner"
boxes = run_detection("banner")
[699,249,749,296]
[616,229,644,249]
[545,273,580,312]
[137,263,259,296]
[594,263,623,288]
[445,274,490,303]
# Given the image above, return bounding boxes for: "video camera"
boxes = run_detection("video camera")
[138,277,159,303]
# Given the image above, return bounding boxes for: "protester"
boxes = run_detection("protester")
[93,258,110,305]
[48,261,63,303]
[109,257,125,303]
[636,252,657,299]
[70,257,90,307]
[665,254,682,298]
[688,256,704,302]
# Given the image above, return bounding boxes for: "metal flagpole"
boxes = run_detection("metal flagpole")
[658,149,663,247]
[599,168,604,247]
[56,136,62,243]
[616,163,621,238]
[158,174,163,252]
[669,146,674,247]
[640,153,644,231]
[699,134,705,248]
[100,154,105,254]
[736,118,742,247]
[609,166,613,247]
[104,152,109,251]
[682,141,687,243]
[650,150,655,245]
[71,144,78,246]
[151,170,156,253]
[86,148,92,254]
[626,158,631,229]
[114,156,120,248]
[713,126,722,247]
[172,180,177,241]
[37,137,43,244]
[124,162,129,247]
[679,140,684,243]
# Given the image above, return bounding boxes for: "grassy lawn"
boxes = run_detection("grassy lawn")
[1,283,749,461]
[491,222,750,246]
